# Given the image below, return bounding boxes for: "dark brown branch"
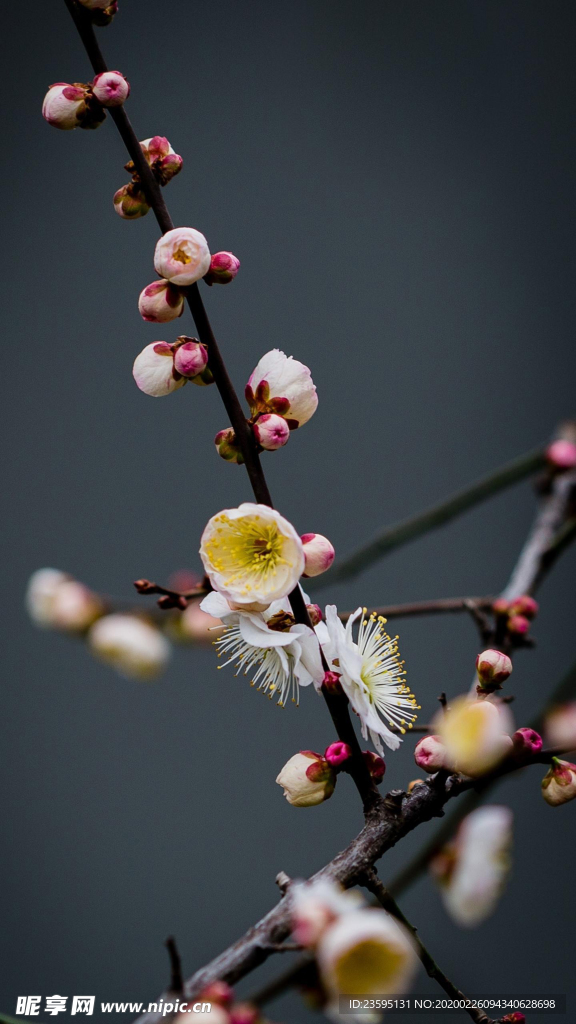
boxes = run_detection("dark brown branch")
[134,579,208,610]
[165,937,184,996]
[339,597,494,623]
[363,870,495,1024]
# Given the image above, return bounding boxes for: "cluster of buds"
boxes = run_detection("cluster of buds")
[492,593,539,642]
[475,648,512,695]
[216,349,318,462]
[133,336,212,397]
[114,137,183,220]
[541,758,576,806]
[42,71,129,131]
[276,742,385,807]
[171,981,265,1024]
[291,879,417,1013]
[76,0,119,26]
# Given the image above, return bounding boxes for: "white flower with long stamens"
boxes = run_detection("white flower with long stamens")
[320,605,419,755]
[200,590,323,706]
[199,503,305,609]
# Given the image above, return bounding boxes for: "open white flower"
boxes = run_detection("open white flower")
[291,879,363,947]
[436,696,513,777]
[246,349,318,429]
[199,503,305,609]
[433,806,512,927]
[88,614,170,680]
[201,590,323,705]
[320,606,419,755]
[317,908,417,1011]
[154,227,211,286]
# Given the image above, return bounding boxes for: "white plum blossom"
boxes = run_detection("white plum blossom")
[88,614,170,680]
[319,606,419,755]
[291,879,363,947]
[154,227,211,286]
[301,532,335,577]
[138,280,184,323]
[132,342,186,397]
[436,696,513,777]
[92,71,130,107]
[25,569,102,632]
[199,503,305,609]
[26,568,71,626]
[200,590,323,705]
[275,751,335,806]
[432,806,513,927]
[246,349,318,429]
[42,84,88,130]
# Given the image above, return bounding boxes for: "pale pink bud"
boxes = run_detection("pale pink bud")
[508,594,538,619]
[173,337,208,378]
[546,438,576,470]
[214,427,243,464]
[48,580,103,632]
[197,982,233,1006]
[139,137,183,184]
[154,227,211,286]
[88,614,170,680]
[92,70,130,107]
[204,251,241,285]
[475,649,512,687]
[508,614,530,635]
[229,1005,258,1024]
[246,349,318,428]
[42,83,88,130]
[132,342,185,398]
[363,750,386,782]
[113,183,149,220]
[301,533,335,578]
[512,727,543,757]
[541,758,576,806]
[253,413,290,451]
[306,603,323,626]
[26,568,71,627]
[276,751,336,806]
[177,600,223,644]
[138,279,184,322]
[414,734,450,772]
[324,741,352,767]
[545,702,576,750]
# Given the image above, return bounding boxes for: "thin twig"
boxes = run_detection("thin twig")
[339,597,494,623]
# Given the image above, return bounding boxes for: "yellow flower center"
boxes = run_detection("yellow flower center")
[334,938,406,994]
[205,514,287,595]
[172,245,191,265]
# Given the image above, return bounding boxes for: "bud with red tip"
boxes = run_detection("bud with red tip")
[414,734,450,773]
[301,533,335,578]
[114,183,150,219]
[42,82,99,131]
[276,751,336,807]
[501,1014,526,1024]
[541,758,576,806]
[363,749,386,782]
[475,649,512,692]
[324,741,352,768]
[215,428,243,464]
[253,413,290,451]
[204,251,241,285]
[197,981,233,1006]
[173,337,208,378]
[508,614,530,635]
[138,136,183,185]
[492,598,510,617]
[229,1004,259,1024]
[322,670,342,692]
[512,727,543,758]
[138,280,184,322]
[546,439,576,470]
[92,71,130,107]
[307,603,323,626]
[508,595,538,619]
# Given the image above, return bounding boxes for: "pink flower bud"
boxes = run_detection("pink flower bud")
[301,533,335,578]
[92,70,130,107]
[253,413,290,451]
[214,428,243,464]
[204,251,241,285]
[229,1004,259,1024]
[154,227,211,286]
[363,749,386,782]
[545,702,576,750]
[173,337,208,378]
[322,670,342,692]
[197,981,233,1006]
[542,758,576,806]
[546,438,576,470]
[42,83,89,130]
[512,727,543,758]
[324,741,352,767]
[508,614,530,635]
[501,1014,526,1024]
[306,603,323,626]
[276,751,336,806]
[414,735,450,772]
[508,594,538,619]
[492,598,510,617]
[113,183,150,220]
[138,279,184,322]
[475,649,512,688]
[132,342,185,398]
[138,137,183,184]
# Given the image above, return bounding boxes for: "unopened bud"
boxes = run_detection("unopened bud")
[512,727,543,758]
[215,427,243,464]
[229,1004,259,1024]
[92,70,130,107]
[363,749,386,782]
[508,594,538,619]
[173,337,208,378]
[414,734,450,772]
[407,778,425,793]
[154,227,211,286]
[88,614,170,680]
[133,342,184,398]
[138,279,184,322]
[253,413,290,451]
[306,603,323,626]
[137,137,183,184]
[546,438,576,470]
[545,702,576,750]
[276,751,336,807]
[492,598,510,617]
[204,251,241,285]
[508,614,530,635]
[90,1,118,26]
[475,649,512,689]
[501,1014,526,1024]
[324,741,352,767]
[322,670,342,692]
[42,83,90,130]
[301,533,335,578]
[114,183,150,220]
[541,758,576,806]
[190,365,214,387]
[197,981,233,1006]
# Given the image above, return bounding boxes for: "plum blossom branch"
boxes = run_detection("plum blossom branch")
[340,596,494,623]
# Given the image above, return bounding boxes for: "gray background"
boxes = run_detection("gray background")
[2,0,575,1021]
